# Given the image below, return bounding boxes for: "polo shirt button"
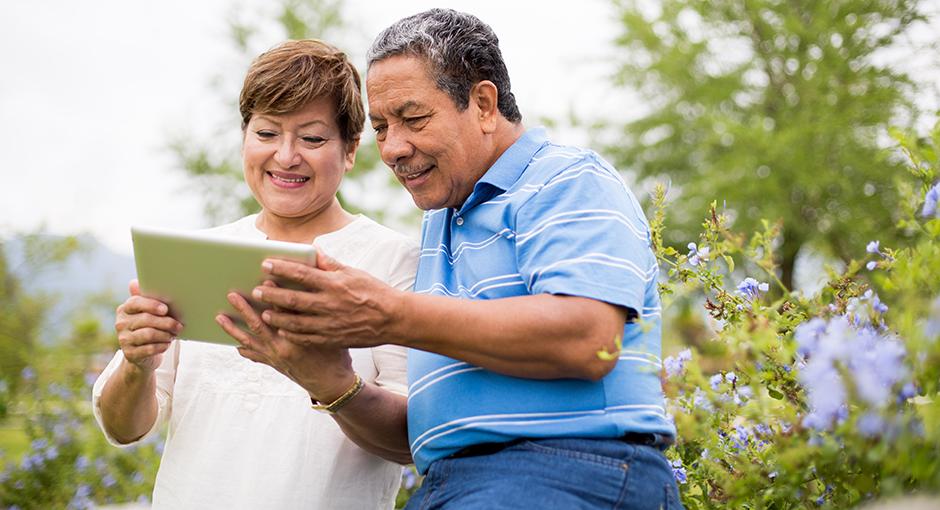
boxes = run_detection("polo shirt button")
[455,217,464,226]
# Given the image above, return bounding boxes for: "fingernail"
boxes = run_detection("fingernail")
[262,260,273,272]
[261,310,271,322]
[252,288,263,300]
[158,304,168,315]
[214,315,223,325]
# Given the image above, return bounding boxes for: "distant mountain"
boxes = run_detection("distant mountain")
[3,234,136,344]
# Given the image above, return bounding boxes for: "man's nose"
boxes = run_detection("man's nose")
[379,124,415,166]
[274,138,301,168]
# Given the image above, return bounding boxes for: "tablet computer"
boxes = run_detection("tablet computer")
[131,225,317,345]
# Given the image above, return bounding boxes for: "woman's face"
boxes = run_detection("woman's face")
[242,97,356,220]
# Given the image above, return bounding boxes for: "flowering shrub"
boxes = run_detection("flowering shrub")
[653,125,940,508]
[0,362,162,509]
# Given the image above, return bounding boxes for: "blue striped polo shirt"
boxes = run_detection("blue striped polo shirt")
[408,128,674,473]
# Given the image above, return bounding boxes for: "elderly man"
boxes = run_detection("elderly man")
[241,8,681,509]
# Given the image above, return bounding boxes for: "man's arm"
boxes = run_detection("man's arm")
[255,255,626,381]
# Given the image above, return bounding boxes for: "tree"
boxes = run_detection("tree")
[0,234,79,417]
[608,0,935,289]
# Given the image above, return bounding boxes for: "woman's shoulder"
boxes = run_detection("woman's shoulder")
[200,214,263,239]
[343,215,419,252]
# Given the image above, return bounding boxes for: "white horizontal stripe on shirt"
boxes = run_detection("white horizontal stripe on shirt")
[527,253,656,288]
[408,367,485,403]
[408,361,473,392]
[410,405,669,456]
[419,229,513,263]
[515,209,649,246]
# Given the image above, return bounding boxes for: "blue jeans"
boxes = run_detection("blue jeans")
[404,437,683,510]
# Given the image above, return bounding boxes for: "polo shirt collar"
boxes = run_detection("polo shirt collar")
[457,127,549,214]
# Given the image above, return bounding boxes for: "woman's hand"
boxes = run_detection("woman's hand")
[216,283,357,404]
[114,279,182,372]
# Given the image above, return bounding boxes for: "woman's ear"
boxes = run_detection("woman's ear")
[470,80,500,134]
[344,138,360,172]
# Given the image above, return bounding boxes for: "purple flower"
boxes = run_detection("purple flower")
[670,458,688,484]
[687,243,710,267]
[102,473,117,488]
[663,349,692,378]
[866,260,877,271]
[736,277,770,300]
[21,367,36,382]
[858,412,885,437]
[75,455,90,471]
[401,466,418,490]
[709,373,724,390]
[922,182,939,218]
[866,240,880,255]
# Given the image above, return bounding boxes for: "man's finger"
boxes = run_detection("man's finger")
[261,258,329,289]
[253,286,323,314]
[226,292,270,335]
[215,314,254,350]
[261,309,324,334]
[277,328,332,346]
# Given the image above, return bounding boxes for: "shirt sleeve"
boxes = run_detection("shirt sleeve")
[91,340,179,447]
[513,154,657,314]
[370,235,419,396]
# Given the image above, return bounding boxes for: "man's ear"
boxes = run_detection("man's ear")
[344,138,360,172]
[470,80,500,134]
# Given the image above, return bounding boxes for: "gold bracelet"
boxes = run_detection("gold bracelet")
[310,374,364,414]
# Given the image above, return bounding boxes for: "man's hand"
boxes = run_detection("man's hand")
[114,280,182,372]
[252,252,402,349]
[216,284,358,403]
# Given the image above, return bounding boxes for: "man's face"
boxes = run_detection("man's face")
[367,55,487,210]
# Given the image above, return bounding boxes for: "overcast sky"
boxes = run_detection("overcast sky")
[0,0,626,255]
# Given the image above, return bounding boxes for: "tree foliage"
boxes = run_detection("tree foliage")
[609,0,934,288]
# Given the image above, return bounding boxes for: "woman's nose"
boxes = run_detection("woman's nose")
[274,138,302,168]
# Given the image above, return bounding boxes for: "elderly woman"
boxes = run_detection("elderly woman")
[92,40,414,509]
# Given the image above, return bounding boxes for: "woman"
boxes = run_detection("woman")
[92,40,415,509]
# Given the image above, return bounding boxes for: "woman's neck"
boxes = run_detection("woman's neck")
[255,200,355,243]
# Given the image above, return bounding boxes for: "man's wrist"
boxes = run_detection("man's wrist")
[383,287,414,347]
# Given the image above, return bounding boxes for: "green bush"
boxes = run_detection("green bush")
[655,124,940,508]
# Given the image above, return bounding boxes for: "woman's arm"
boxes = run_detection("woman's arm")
[98,280,181,443]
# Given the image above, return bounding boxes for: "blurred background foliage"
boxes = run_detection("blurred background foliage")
[1,0,939,508]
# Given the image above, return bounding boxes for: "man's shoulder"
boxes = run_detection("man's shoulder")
[522,142,616,185]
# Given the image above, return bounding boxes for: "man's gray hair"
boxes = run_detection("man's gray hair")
[367,8,522,123]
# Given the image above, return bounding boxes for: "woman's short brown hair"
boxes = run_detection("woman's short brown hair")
[239,39,364,144]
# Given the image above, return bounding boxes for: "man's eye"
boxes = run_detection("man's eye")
[372,125,387,139]
[404,116,429,127]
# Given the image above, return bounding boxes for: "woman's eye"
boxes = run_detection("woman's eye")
[256,130,277,139]
[302,136,326,144]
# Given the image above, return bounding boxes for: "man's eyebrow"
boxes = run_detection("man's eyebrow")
[370,100,426,122]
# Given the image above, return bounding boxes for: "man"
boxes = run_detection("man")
[241,8,680,509]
